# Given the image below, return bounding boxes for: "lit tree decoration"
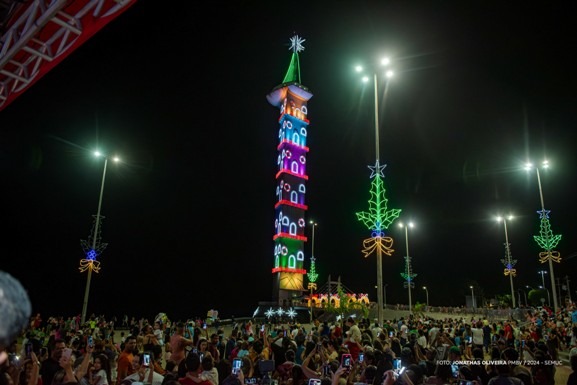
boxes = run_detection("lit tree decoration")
[356,161,401,257]
[400,255,417,287]
[534,209,562,263]
[501,241,517,276]
[79,216,108,273]
[307,256,319,284]
[286,308,297,319]
[265,308,276,319]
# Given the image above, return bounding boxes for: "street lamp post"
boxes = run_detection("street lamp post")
[470,285,476,310]
[496,215,516,308]
[399,222,415,314]
[525,161,560,312]
[81,152,119,324]
[355,58,395,327]
[538,270,548,288]
[539,285,551,306]
[423,286,429,309]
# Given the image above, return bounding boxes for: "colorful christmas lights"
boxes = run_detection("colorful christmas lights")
[534,209,562,263]
[356,160,401,257]
[267,35,313,295]
[79,216,107,273]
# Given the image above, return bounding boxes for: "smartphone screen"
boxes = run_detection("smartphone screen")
[261,325,265,332]
[393,358,401,372]
[203,323,207,329]
[522,340,525,348]
[283,330,287,337]
[143,353,151,367]
[341,354,352,370]
[451,363,459,378]
[232,358,242,375]
[25,343,33,358]
[88,336,94,348]
[389,331,394,337]
[308,379,322,385]
[358,353,364,363]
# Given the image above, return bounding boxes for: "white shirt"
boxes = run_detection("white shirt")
[124,369,164,385]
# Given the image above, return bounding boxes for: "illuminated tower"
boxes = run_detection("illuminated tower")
[266,35,313,305]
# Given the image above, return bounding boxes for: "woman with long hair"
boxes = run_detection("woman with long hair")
[89,354,111,385]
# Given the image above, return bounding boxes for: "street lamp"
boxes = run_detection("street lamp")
[525,160,561,312]
[398,221,416,314]
[355,57,398,327]
[496,215,516,308]
[80,152,119,324]
[539,285,551,306]
[423,286,429,309]
[538,270,548,288]
[307,221,319,324]
[470,285,476,310]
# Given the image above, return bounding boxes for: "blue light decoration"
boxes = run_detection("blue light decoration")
[267,35,313,297]
[79,215,108,273]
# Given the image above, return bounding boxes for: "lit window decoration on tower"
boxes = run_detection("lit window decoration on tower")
[534,209,562,264]
[267,34,313,302]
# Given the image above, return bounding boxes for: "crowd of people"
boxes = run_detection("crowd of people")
[1,303,577,385]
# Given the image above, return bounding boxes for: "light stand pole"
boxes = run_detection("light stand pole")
[81,153,119,324]
[526,161,561,312]
[423,286,429,309]
[497,215,516,308]
[470,285,476,310]
[355,58,396,327]
[399,222,415,314]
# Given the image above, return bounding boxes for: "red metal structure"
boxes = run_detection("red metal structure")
[0,0,137,112]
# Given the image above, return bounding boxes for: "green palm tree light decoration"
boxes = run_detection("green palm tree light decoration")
[534,209,562,263]
[356,161,402,257]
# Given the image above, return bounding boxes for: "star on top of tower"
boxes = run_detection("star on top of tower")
[368,160,386,178]
[289,35,306,53]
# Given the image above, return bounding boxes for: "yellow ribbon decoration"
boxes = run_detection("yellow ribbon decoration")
[361,236,395,258]
[538,251,561,264]
[79,259,101,273]
[308,282,317,290]
[504,268,517,277]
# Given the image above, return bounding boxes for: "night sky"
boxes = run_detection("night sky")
[2,1,577,322]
